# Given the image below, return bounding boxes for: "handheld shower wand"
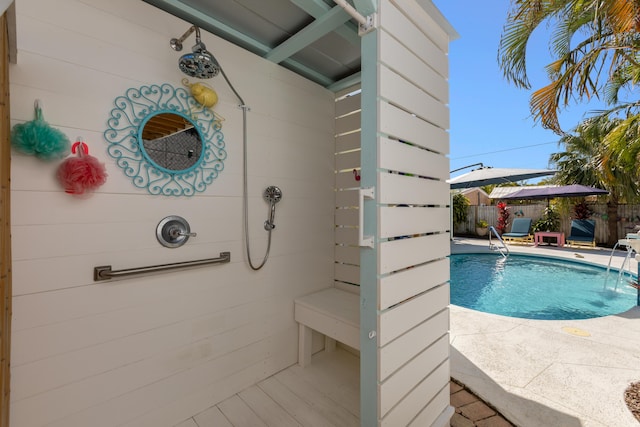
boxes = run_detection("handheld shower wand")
[264,186,283,230]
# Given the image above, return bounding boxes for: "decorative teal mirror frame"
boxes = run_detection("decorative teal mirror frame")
[104,83,226,196]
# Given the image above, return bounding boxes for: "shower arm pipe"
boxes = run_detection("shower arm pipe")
[93,252,230,281]
[173,25,200,47]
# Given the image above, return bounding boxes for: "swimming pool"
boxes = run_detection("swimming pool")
[450,253,638,320]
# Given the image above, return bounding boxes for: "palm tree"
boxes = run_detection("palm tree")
[498,0,640,133]
[550,116,639,245]
[601,111,640,181]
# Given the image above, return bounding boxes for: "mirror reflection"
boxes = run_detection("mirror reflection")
[141,113,203,171]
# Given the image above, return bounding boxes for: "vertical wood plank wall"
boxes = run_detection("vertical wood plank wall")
[8,1,335,426]
[373,1,453,425]
[1,9,12,427]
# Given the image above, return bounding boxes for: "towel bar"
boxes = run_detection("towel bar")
[94,252,230,281]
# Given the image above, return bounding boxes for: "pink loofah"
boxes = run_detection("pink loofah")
[57,141,107,195]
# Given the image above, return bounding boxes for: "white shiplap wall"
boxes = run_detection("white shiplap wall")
[9,1,335,426]
[334,86,361,292]
[369,0,453,425]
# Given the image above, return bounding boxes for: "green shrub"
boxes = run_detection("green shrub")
[532,207,560,232]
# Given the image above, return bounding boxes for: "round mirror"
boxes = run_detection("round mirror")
[139,112,203,172]
[104,83,226,196]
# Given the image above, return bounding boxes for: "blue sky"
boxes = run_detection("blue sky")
[432,1,608,176]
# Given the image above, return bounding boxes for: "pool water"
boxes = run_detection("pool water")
[450,253,638,320]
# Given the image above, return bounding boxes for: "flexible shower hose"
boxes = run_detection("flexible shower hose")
[218,66,273,270]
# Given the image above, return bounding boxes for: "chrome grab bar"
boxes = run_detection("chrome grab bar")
[94,252,230,281]
[488,226,509,258]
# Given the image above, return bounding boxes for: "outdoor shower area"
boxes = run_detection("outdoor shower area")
[7,0,455,426]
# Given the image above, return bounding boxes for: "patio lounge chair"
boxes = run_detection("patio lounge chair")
[566,219,596,247]
[502,217,533,244]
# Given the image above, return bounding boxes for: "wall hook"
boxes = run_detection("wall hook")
[71,139,89,155]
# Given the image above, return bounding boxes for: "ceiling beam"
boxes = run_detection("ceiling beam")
[327,71,361,93]
[290,0,360,46]
[265,5,352,64]
[149,0,271,54]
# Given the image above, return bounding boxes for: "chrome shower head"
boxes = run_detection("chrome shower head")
[170,25,220,79]
[178,44,220,79]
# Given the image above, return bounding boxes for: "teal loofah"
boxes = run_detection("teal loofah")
[11,102,70,160]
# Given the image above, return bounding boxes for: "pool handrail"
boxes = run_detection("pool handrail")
[605,238,637,291]
[489,226,509,258]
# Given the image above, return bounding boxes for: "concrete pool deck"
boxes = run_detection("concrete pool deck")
[450,237,640,427]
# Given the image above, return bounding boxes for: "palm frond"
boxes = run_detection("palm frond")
[498,0,558,88]
[606,0,640,32]
[501,0,640,133]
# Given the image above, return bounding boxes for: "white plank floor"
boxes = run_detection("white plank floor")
[175,349,360,427]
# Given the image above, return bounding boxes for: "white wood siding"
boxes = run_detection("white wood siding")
[9,1,335,426]
[335,88,361,289]
[374,0,453,425]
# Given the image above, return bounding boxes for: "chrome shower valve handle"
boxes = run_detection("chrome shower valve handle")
[168,227,197,238]
[156,215,197,248]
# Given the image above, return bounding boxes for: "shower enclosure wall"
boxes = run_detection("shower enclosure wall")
[7,0,454,426]
[9,2,334,426]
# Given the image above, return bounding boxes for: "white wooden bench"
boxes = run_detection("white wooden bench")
[294,287,359,367]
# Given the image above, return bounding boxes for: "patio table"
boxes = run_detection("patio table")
[534,231,565,247]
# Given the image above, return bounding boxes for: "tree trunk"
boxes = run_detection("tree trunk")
[606,199,618,247]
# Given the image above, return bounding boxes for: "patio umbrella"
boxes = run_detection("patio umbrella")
[499,184,609,200]
[448,167,556,189]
